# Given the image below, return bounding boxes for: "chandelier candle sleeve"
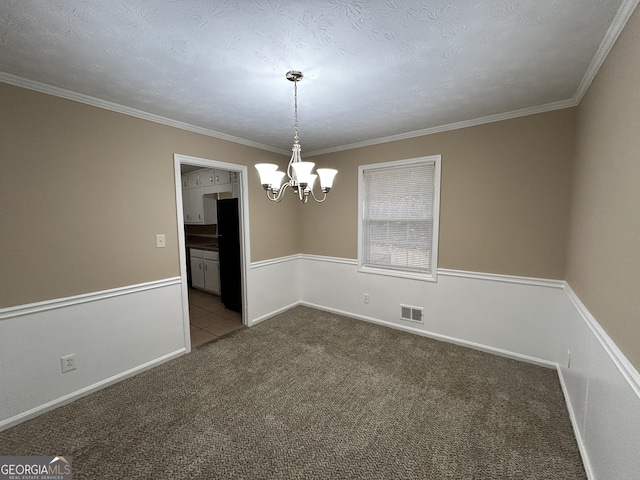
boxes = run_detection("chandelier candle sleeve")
[291,161,315,187]
[254,70,337,204]
[271,171,285,190]
[307,174,317,193]
[255,163,277,185]
[316,168,338,190]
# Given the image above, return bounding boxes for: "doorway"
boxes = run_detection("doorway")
[174,154,250,352]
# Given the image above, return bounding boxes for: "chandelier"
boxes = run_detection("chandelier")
[255,70,338,203]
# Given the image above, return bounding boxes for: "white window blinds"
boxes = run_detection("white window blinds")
[362,161,437,276]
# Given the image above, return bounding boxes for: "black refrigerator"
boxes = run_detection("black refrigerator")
[216,198,242,313]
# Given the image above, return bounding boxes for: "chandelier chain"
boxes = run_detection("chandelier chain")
[293,78,299,145]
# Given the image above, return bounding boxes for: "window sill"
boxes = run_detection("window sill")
[358,265,438,282]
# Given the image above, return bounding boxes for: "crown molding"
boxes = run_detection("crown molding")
[3,0,637,161]
[305,0,640,157]
[306,98,577,156]
[0,72,290,156]
[572,0,640,105]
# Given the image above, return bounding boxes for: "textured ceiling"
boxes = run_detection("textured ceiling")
[0,0,632,154]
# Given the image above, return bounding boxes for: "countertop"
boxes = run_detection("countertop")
[186,243,218,252]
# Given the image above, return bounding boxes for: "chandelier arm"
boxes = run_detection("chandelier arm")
[265,182,291,203]
[273,183,291,202]
[277,182,291,200]
[265,190,281,202]
[309,188,328,203]
[287,153,295,181]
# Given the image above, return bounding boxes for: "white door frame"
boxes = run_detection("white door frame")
[173,153,251,353]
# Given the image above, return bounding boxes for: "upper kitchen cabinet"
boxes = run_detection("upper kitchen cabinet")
[181,168,233,225]
[186,170,202,188]
[231,171,240,199]
[197,169,231,187]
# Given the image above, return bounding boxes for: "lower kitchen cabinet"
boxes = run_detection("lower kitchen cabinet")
[190,249,220,294]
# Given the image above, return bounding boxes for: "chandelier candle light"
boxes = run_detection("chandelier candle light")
[255,71,338,203]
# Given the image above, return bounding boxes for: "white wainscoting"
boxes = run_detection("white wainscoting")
[250,254,640,480]
[3,255,638,479]
[0,278,186,430]
[247,255,300,325]
[299,255,566,366]
[557,286,640,480]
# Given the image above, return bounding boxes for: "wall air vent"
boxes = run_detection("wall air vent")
[400,305,424,323]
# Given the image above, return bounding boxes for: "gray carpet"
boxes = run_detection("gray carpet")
[0,306,586,479]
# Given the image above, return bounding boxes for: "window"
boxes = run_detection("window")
[358,155,441,281]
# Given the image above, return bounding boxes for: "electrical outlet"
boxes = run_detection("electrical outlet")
[61,354,76,373]
[155,234,166,248]
[363,293,370,304]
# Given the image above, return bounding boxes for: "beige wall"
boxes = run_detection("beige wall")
[303,108,577,280]
[0,82,293,308]
[566,6,640,369]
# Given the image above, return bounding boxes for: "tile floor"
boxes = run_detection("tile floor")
[188,288,244,347]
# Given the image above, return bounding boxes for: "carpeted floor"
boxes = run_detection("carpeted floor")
[0,306,586,479]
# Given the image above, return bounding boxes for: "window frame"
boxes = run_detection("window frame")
[357,155,441,282]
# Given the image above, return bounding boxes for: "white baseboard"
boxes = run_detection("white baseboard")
[0,349,185,431]
[301,300,556,369]
[557,366,595,479]
[253,254,640,480]
[250,301,301,326]
[0,278,186,428]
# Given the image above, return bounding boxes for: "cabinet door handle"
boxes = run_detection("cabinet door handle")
[204,264,208,271]
[210,176,214,183]
[215,175,219,182]
[199,263,202,270]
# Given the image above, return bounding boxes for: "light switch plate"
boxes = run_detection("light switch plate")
[155,234,166,248]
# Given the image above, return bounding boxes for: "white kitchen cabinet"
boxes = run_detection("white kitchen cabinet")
[187,171,202,188]
[203,258,220,294]
[188,188,204,224]
[198,169,230,187]
[231,171,240,198]
[190,249,220,294]
[201,169,215,187]
[214,169,230,185]
[190,255,206,290]
[181,168,233,224]
[202,194,217,224]
[182,189,190,221]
